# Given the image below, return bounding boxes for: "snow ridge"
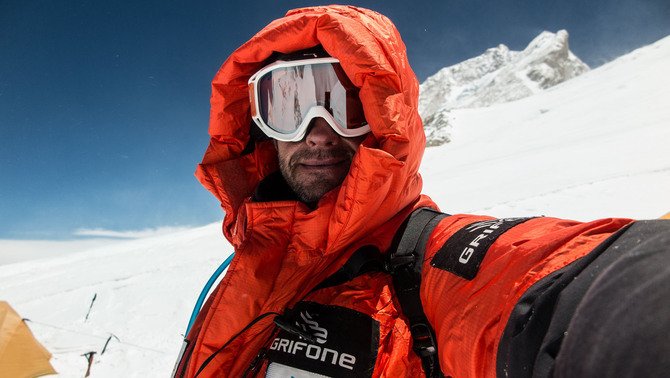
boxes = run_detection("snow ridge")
[420,30,589,146]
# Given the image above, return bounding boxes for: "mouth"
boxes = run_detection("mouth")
[288,148,354,178]
[299,157,347,168]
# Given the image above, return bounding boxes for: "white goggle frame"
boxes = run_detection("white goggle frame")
[248,57,369,142]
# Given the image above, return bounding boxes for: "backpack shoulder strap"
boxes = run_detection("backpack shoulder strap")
[307,207,449,377]
[312,245,384,291]
[387,207,448,378]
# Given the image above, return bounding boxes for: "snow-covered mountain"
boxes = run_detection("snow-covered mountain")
[1,34,669,377]
[420,30,589,146]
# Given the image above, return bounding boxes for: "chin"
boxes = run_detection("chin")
[293,179,342,204]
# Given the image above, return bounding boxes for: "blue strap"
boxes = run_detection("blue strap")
[185,253,235,334]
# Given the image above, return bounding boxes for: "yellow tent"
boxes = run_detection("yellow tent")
[661,212,670,220]
[0,301,57,378]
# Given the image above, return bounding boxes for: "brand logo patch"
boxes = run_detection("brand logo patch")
[298,311,328,344]
[267,301,379,377]
[431,217,534,280]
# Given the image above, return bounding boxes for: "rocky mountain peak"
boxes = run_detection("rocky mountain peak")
[420,30,589,146]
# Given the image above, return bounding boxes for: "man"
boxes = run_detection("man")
[174,5,669,377]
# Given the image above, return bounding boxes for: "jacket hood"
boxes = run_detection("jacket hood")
[196,5,427,250]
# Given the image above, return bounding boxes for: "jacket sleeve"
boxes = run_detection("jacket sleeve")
[419,214,632,377]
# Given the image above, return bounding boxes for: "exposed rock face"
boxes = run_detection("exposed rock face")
[419,30,589,146]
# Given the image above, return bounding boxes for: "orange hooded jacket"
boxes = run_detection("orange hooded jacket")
[176,5,632,377]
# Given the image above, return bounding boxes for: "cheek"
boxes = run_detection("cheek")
[275,141,299,166]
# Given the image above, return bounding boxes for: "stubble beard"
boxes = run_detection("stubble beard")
[279,147,355,204]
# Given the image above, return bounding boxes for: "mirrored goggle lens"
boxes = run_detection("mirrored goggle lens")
[256,62,366,135]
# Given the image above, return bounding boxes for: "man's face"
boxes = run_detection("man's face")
[275,117,366,204]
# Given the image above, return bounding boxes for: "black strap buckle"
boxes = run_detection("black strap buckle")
[386,254,416,274]
[411,323,438,357]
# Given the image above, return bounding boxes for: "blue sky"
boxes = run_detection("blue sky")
[1,0,668,239]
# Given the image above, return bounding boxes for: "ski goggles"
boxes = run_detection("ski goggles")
[248,57,369,142]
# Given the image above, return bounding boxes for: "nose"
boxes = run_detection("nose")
[305,117,340,147]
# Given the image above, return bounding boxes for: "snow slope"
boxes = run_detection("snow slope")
[421,34,670,221]
[0,239,121,265]
[1,35,669,377]
[0,224,230,377]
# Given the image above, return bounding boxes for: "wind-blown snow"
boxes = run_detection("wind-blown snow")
[1,34,668,377]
